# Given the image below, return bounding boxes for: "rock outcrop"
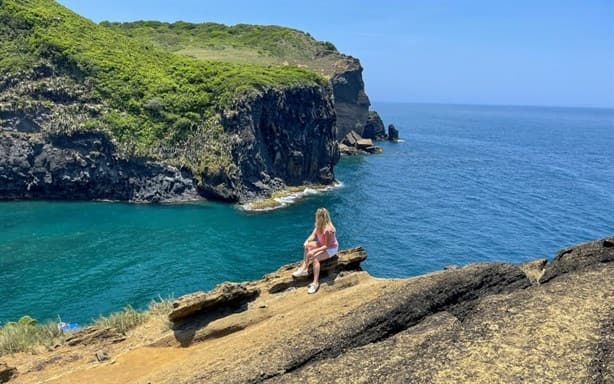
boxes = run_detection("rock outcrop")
[210,85,339,202]
[169,283,260,323]
[0,131,199,202]
[330,57,371,140]
[540,236,614,283]
[362,110,387,140]
[388,123,400,141]
[339,130,383,155]
[64,326,126,346]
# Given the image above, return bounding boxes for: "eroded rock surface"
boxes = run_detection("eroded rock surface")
[4,237,612,384]
[169,283,260,323]
[541,236,614,283]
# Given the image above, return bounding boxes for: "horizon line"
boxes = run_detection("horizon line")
[370,100,614,111]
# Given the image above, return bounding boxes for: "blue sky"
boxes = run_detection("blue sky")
[57,0,614,108]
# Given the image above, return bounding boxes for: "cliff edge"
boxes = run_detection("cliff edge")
[2,236,612,383]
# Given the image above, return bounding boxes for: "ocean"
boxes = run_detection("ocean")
[1,103,613,324]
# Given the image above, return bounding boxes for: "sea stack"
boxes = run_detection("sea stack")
[362,111,387,140]
[388,124,400,141]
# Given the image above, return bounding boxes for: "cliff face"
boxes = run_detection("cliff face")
[206,85,339,201]
[330,57,371,139]
[0,131,198,202]
[0,81,338,203]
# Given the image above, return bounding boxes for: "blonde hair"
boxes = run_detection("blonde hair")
[315,208,332,233]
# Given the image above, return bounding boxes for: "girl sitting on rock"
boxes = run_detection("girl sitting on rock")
[292,207,339,293]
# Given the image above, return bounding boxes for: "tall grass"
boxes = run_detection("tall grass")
[93,305,145,334]
[0,297,174,357]
[0,316,63,356]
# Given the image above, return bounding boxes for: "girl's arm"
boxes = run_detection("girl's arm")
[304,228,316,246]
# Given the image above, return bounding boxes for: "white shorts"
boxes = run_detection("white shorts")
[326,247,338,257]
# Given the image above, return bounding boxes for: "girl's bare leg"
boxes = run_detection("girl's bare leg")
[312,252,330,285]
[302,241,318,270]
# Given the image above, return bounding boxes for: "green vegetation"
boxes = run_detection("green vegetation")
[0,297,174,357]
[101,21,345,77]
[0,0,326,173]
[0,316,62,355]
[93,305,145,334]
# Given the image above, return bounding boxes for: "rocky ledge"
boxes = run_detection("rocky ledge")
[2,237,612,384]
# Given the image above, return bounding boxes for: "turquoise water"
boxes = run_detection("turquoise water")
[1,103,613,324]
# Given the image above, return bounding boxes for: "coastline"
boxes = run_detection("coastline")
[1,236,612,383]
[239,181,343,211]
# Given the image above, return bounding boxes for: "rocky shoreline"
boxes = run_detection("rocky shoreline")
[1,236,612,383]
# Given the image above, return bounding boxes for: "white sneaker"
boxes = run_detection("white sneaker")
[292,267,308,277]
[307,283,319,294]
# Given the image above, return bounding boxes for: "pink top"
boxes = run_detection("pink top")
[316,226,339,249]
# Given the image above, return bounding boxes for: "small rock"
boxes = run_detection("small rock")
[356,138,373,149]
[95,350,110,362]
[388,124,400,141]
[342,130,362,147]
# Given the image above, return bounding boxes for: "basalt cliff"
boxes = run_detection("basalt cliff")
[0,0,342,203]
[104,21,374,141]
[2,236,612,383]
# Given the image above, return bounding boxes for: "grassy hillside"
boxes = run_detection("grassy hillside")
[101,21,347,78]
[0,0,326,172]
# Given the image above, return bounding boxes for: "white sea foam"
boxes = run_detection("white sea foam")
[240,181,344,212]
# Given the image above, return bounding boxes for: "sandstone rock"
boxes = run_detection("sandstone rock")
[169,283,260,323]
[362,110,387,140]
[64,326,126,346]
[0,361,16,383]
[266,246,367,293]
[388,124,400,141]
[540,236,614,283]
[217,262,531,383]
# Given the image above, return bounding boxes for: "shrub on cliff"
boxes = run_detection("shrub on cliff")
[101,21,340,63]
[0,0,327,174]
